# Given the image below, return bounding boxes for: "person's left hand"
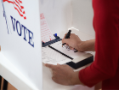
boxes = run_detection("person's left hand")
[45,64,82,85]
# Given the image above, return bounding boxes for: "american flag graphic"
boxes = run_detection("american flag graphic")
[3,0,26,19]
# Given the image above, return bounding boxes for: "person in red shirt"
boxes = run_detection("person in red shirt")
[45,0,119,90]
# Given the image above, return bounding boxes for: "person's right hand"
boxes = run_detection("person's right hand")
[62,33,83,51]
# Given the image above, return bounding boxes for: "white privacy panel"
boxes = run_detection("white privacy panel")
[0,0,42,90]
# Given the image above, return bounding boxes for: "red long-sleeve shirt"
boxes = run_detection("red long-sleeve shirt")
[79,0,119,89]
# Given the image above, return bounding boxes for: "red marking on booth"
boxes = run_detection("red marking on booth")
[3,0,26,19]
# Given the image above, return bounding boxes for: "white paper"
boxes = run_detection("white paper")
[42,41,84,65]
[42,46,71,65]
[50,41,85,59]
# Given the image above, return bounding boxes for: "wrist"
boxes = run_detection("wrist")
[70,71,83,85]
[77,39,95,51]
[77,41,86,51]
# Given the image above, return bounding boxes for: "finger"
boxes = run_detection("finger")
[57,63,60,66]
[70,47,74,50]
[52,77,60,84]
[68,46,73,50]
[74,48,78,52]
[62,38,70,45]
[62,43,69,48]
[43,63,47,66]
[67,46,71,50]
[62,38,70,43]
[45,64,56,69]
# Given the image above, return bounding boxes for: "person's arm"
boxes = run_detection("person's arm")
[77,39,95,51]
[62,34,95,52]
[78,0,119,87]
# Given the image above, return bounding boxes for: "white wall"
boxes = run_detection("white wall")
[40,0,95,36]
[72,0,95,36]
[40,0,72,34]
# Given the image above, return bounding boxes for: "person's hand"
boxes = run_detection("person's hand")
[62,33,95,51]
[45,64,82,85]
[62,33,83,51]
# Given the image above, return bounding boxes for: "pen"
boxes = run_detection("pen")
[62,30,71,46]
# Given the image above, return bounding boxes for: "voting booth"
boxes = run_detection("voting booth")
[0,0,42,90]
[0,0,95,90]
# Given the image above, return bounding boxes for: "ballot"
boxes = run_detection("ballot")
[42,37,93,69]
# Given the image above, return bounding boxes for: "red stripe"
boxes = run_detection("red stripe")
[14,7,23,17]
[14,2,25,15]
[20,6,24,9]
[15,3,25,14]
[15,0,24,9]
[3,0,14,4]
[17,0,22,3]
[23,11,25,14]
[15,0,19,4]
[24,17,26,19]
[14,2,22,12]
